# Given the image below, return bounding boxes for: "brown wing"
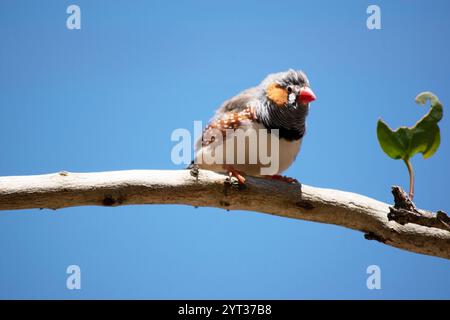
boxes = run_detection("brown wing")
[195,88,259,151]
[200,107,255,147]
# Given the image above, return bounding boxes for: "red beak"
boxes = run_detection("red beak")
[298,87,316,104]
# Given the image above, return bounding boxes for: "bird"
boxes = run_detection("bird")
[192,69,316,184]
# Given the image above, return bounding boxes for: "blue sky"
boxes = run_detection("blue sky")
[0,0,449,299]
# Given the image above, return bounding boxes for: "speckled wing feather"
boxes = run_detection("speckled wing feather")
[196,87,259,150]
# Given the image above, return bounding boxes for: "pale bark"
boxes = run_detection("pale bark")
[0,169,449,259]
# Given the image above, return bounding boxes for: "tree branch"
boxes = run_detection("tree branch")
[0,169,449,260]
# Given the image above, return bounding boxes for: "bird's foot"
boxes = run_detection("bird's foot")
[188,162,199,180]
[265,175,299,184]
[223,165,246,185]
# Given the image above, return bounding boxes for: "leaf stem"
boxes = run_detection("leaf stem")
[404,159,415,201]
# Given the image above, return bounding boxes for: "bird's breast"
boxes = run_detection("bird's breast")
[196,121,302,176]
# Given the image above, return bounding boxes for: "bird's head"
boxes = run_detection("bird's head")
[253,69,316,136]
[261,69,316,109]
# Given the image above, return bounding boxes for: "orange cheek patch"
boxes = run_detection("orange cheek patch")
[266,83,288,107]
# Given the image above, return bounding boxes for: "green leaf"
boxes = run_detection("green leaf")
[376,120,407,159]
[376,92,443,161]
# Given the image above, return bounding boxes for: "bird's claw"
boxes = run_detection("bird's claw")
[223,165,246,185]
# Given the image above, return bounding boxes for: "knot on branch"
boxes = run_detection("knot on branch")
[102,195,124,206]
[364,232,387,243]
[388,186,450,231]
[391,186,418,212]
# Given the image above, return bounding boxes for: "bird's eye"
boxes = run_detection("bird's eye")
[287,87,292,94]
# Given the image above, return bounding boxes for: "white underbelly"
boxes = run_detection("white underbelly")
[195,121,302,176]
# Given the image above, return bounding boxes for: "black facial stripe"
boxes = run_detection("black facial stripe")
[258,120,306,141]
